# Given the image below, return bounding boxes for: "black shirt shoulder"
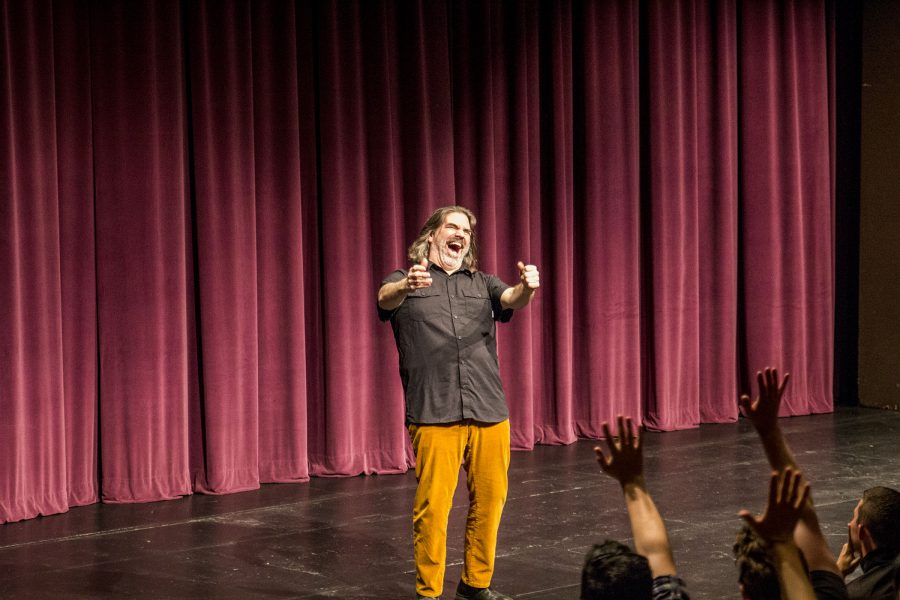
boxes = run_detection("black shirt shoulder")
[377,269,407,321]
[811,570,849,600]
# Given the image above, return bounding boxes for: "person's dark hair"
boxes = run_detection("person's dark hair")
[407,205,479,271]
[733,524,781,600]
[581,540,652,600]
[859,486,900,553]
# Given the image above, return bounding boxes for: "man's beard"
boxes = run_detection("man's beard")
[438,243,465,271]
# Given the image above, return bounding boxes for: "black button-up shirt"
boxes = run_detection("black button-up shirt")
[379,263,513,425]
[846,547,900,600]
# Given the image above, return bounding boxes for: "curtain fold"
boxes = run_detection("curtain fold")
[1,0,837,523]
[739,1,834,415]
[1,0,69,521]
[569,0,642,440]
[54,0,100,508]
[90,0,192,503]
[310,0,412,476]
[187,0,261,494]
[251,0,310,484]
[642,0,740,430]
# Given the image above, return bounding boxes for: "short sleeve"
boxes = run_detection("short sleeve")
[377,270,407,321]
[482,273,513,323]
[652,575,691,600]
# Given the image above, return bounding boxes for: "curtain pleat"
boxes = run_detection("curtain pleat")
[569,0,643,440]
[740,1,834,416]
[642,0,740,430]
[187,0,261,494]
[310,0,412,476]
[1,0,837,523]
[251,0,310,484]
[1,0,69,520]
[90,0,192,503]
[54,0,100,508]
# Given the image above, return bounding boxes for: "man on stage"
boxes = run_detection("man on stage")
[377,206,540,600]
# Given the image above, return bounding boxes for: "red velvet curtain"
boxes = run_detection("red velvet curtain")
[0,0,835,523]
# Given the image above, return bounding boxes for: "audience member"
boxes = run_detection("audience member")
[738,468,817,600]
[736,367,848,599]
[838,485,900,600]
[734,522,786,600]
[581,540,652,600]
[581,368,897,599]
[581,416,690,600]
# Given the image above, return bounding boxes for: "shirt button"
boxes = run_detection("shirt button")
[450,294,455,298]
[457,336,462,340]
[453,314,458,319]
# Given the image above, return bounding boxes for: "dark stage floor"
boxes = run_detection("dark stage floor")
[2,407,899,599]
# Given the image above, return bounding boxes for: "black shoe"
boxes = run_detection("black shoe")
[455,581,513,600]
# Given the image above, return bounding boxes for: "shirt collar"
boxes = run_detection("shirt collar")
[860,546,899,573]
[428,261,473,277]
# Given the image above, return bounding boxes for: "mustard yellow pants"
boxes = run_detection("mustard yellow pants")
[408,419,511,598]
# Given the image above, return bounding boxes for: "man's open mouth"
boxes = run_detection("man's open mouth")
[448,241,463,254]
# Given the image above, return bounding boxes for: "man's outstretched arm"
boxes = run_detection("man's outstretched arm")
[594,416,677,578]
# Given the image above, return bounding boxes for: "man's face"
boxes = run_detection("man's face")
[427,212,471,273]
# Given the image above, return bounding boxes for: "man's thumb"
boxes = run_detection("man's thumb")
[517,260,525,272]
[420,259,428,268]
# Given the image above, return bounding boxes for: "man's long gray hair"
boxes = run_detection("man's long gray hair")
[407,205,479,272]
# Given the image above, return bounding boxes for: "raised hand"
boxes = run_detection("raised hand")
[406,259,432,290]
[516,261,540,291]
[739,468,810,544]
[741,469,818,600]
[594,416,643,487]
[739,367,790,432]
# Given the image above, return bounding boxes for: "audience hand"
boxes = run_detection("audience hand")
[739,468,810,544]
[739,367,791,433]
[594,416,643,488]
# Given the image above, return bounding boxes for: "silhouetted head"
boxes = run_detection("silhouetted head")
[581,540,652,600]
[849,486,900,557]
[733,523,781,600]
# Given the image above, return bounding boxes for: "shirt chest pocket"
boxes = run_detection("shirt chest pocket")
[405,289,443,321]
[462,289,493,321]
